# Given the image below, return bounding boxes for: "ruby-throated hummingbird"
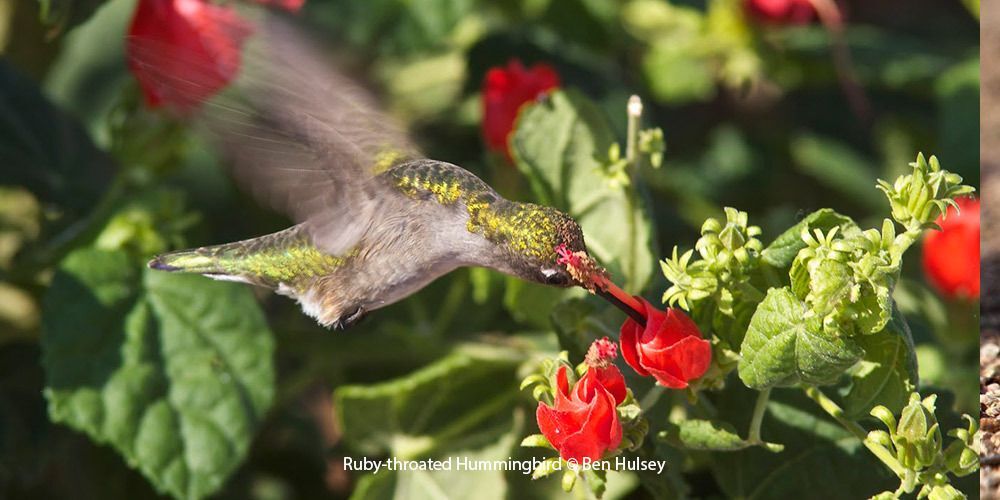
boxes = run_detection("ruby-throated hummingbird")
[136,18,631,329]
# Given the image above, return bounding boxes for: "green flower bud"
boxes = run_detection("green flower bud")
[893,393,942,469]
[943,440,978,477]
[638,127,665,168]
[876,153,975,231]
[661,248,719,310]
[695,207,762,274]
[944,415,978,477]
[925,483,965,500]
[866,430,893,449]
[561,468,577,492]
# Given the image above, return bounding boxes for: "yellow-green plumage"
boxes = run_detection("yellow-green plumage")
[387,160,563,264]
[151,226,349,291]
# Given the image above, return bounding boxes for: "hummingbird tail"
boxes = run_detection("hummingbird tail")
[148,250,226,275]
[147,225,345,288]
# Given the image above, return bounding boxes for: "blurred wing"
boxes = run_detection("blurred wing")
[127,14,420,255]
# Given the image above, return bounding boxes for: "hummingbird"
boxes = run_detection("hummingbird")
[135,17,639,329]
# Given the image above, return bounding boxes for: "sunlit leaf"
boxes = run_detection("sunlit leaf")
[42,248,274,499]
[739,287,863,389]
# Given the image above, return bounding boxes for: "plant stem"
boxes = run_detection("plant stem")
[624,95,642,291]
[747,388,771,444]
[804,386,907,477]
[806,0,870,123]
[639,385,665,413]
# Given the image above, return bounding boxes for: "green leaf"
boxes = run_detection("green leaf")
[511,90,656,291]
[739,288,863,389]
[849,275,894,336]
[0,61,114,215]
[841,309,918,419]
[709,386,896,499]
[760,209,859,269]
[660,419,750,451]
[41,248,275,499]
[335,348,521,458]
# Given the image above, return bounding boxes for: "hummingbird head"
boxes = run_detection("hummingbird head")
[469,201,589,287]
[536,211,589,287]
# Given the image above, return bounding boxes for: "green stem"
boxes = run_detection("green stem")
[804,386,907,477]
[747,388,771,444]
[639,384,665,413]
[623,95,642,291]
[893,230,922,257]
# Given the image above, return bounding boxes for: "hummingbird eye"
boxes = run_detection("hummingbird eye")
[541,268,569,286]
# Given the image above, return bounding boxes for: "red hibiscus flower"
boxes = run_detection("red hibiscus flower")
[620,298,712,389]
[126,0,254,112]
[745,0,816,24]
[581,337,628,405]
[536,366,622,464]
[482,59,560,160]
[922,197,980,300]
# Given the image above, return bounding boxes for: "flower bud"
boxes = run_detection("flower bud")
[944,414,978,477]
[943,439,977,477]
[893,393,941,469]
[876,153,974,230]
[925,483,963,500]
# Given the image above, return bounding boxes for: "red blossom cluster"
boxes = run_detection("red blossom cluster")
[536,339,627,464]
[534,249,713,463]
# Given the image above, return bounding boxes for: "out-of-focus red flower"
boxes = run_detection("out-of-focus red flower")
[482,59,560,160]
[252,0,305,12]
[126,0,253,111]
[620,298,711,389]
[745,0,816,24]
[536,366,622,464]
[922,197,980,300]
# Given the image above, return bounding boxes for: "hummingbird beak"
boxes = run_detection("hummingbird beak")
[595,286,647,327]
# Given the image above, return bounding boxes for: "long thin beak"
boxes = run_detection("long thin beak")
[595,287,647,327]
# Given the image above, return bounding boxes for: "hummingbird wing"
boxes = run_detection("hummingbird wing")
[127,14,420,256]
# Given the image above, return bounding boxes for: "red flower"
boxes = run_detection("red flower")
[482,59,560,160]
[582,337,627,405]
[536,366,622,464]
[252,0,305,12]
[620,298,711,389]
[126,0,253,111]
[744,0,816,24]
[922,197,980,300]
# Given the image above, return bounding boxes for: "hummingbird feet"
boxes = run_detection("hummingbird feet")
[331,305,367,331]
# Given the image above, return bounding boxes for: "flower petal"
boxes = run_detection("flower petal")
[620,318,649,377]
[127,0,253,112]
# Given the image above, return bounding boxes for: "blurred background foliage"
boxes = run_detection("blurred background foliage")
[0,0,979,498]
